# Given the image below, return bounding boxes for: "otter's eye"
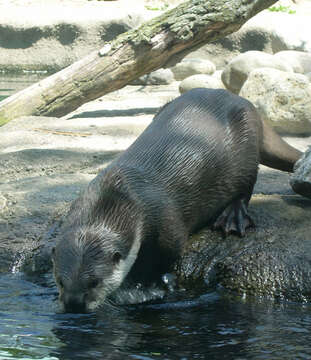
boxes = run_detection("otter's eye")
[112,252,122,265]
[88,279,99,289]
[51,247,56,260]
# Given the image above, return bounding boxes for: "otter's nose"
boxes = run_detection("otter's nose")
[63,294,87,313]
[64,299,87,313]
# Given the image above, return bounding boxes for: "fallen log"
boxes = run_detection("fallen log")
[0,0,277,125]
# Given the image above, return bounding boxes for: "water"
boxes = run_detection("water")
[1,273,311,360]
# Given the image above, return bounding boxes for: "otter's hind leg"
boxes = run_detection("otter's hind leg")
[212,196,254,237]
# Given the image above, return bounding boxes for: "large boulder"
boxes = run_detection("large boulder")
[274,50,311,74]
[241,7,311,53]
[221,51,293,94]
[177,194,311,302]
[240,68,311,135]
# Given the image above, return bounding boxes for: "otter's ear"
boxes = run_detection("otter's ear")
[112,252,122,265]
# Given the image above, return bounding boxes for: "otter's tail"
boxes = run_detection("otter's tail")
[259,120,302,173]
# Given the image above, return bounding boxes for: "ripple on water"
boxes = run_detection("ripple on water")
[0,273,60,360]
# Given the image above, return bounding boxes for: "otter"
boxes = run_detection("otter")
[52,88,302,313]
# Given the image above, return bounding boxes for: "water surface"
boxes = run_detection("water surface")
[1,273,311,360]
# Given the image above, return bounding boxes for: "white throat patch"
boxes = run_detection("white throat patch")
[98,221,143,300]
[111,223,142,287]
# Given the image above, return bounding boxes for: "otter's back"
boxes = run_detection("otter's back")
[116,88,261,231]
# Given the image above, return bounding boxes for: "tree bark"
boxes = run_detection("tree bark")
[0,0,277,125]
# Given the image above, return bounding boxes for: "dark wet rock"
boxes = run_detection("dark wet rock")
[176,194,311,302]
[290,146,311,198]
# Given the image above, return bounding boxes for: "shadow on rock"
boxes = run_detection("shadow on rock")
[69,107,160,119]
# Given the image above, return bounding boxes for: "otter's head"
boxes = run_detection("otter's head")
[52,224,141,313]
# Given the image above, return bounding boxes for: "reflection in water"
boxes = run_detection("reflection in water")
[52,312,141,360]
[1,273,311,360]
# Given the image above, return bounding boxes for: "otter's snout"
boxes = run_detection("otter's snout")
[64,300,86,314]
[62,293,87,314]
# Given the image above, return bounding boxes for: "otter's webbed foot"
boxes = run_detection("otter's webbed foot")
[212,198,254,237]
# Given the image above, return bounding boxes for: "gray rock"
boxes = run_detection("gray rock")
[131,68,175,85]
[274,50,311,74]
[222,51,293,94]
[290,146,311,198]
[177,194,311,302]
[171,58,216,81]
[179,74,224,94]
[240,68,311,135]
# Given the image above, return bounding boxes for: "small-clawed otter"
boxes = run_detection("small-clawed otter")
[52,88,302,313]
